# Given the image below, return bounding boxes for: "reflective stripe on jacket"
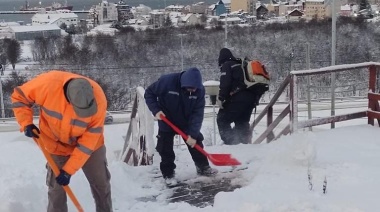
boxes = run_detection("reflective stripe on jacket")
[11,70,107,175]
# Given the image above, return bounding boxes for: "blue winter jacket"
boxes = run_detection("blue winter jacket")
[144,68,205,138]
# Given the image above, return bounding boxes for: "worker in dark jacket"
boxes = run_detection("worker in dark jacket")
[144,67,217,183]
[217,48,257,145]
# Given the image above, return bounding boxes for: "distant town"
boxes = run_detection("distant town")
[0,0,378,40]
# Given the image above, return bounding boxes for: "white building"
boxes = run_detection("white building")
[32,12,79,26]
[10,25,62,41]
[0,22,20,39]
[132,4,152,18]
[150,10,165,28]
[177,13,200,26]
[95,1,118,24]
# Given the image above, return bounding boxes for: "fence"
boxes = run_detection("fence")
[251,62,380,144]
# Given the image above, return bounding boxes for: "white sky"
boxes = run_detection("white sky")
[0,100,378,212]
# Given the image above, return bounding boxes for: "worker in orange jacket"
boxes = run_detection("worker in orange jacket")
[11,70,112,212]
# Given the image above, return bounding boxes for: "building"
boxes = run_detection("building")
[266,0,280,17]
[132,4,152,18]
[287,8,304,20]
[177,13,200,26]
[189,2,209,14]
[150,10,165,28]
[279,2,304,17]
[94,0,118,24]
[207,0,228,16]
[0,22,20,39]
[256,4,269,19]
[223,0,231,13]
[32,12,78,26]
[231,0,256,14]
[340,4,352,16]
[165,5,186,12]
[116,1,134,24]
[10,25,61,41]
[304,0,326,19]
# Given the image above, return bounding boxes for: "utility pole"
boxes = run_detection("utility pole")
[0,64,5,118]
[178,34,186,72]
[224,13,228,47]
[306,43,312,131]
[331,0,337,128]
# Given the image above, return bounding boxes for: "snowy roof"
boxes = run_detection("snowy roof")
[341,4,351,11]
[128,19,137,24]
[182,14,194,21]
[168,11,182,17]
[32,13,78,20]
[10,24,61,33]
[166,5,185,9]
[305,0,324,2]
[0,22,21,27]
[220,17,242,21]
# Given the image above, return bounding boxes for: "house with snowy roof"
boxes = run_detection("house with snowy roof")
[10,24,61,41]
[189,2,209,14]
[31,12,78,26]
[177,13,200,26]
[287,8,304,20]
[207,0,227,16]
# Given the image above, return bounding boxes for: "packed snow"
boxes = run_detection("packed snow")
[1,103,379,211]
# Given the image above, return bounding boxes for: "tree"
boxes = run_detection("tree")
[210,18,218,27]
[66,24,77,35]
[164,15,173,28]
[60,23,67,30]
[5,39,21,70]
[200,14,207,25]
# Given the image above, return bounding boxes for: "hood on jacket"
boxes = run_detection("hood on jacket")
[180,67,203,89]
[218,48,236,66]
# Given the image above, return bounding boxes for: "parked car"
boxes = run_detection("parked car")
[105,111,113,124]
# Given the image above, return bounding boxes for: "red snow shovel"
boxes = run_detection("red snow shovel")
[161,115,241,166]
[32,135,84,212]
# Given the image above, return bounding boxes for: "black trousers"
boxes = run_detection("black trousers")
[217,101,255,145]
[156,130,209,178]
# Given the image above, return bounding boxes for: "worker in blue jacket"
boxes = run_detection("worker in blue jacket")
[144,67,217,183]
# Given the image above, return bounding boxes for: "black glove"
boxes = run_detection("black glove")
[56,169,71,186]
[24,124,40,138]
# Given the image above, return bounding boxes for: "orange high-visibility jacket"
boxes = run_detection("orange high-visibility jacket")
[11,71,107,175]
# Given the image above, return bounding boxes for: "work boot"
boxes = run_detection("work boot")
[163,172,177,186]
[196,165,218,176]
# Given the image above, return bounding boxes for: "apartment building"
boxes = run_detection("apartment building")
[304,0,326,19]
[231,0,256,14]
[94,1,118,24]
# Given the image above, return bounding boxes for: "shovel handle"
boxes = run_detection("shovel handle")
[160,115,208,156]
[32,133,84,212]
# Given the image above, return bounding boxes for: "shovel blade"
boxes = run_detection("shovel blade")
[208,154,241,166]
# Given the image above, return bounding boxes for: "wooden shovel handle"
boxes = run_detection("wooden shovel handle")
[32,132,84,212]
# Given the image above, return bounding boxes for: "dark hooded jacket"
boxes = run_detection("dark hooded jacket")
[218,48,257,104]
[144,68,205,138]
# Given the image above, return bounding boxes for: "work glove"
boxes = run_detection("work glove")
[186,135,197,148]
[56,169,71,186]
[155,111,165,120]
[24,124,40,138]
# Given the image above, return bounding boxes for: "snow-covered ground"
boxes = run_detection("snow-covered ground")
[1,102,379,212]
